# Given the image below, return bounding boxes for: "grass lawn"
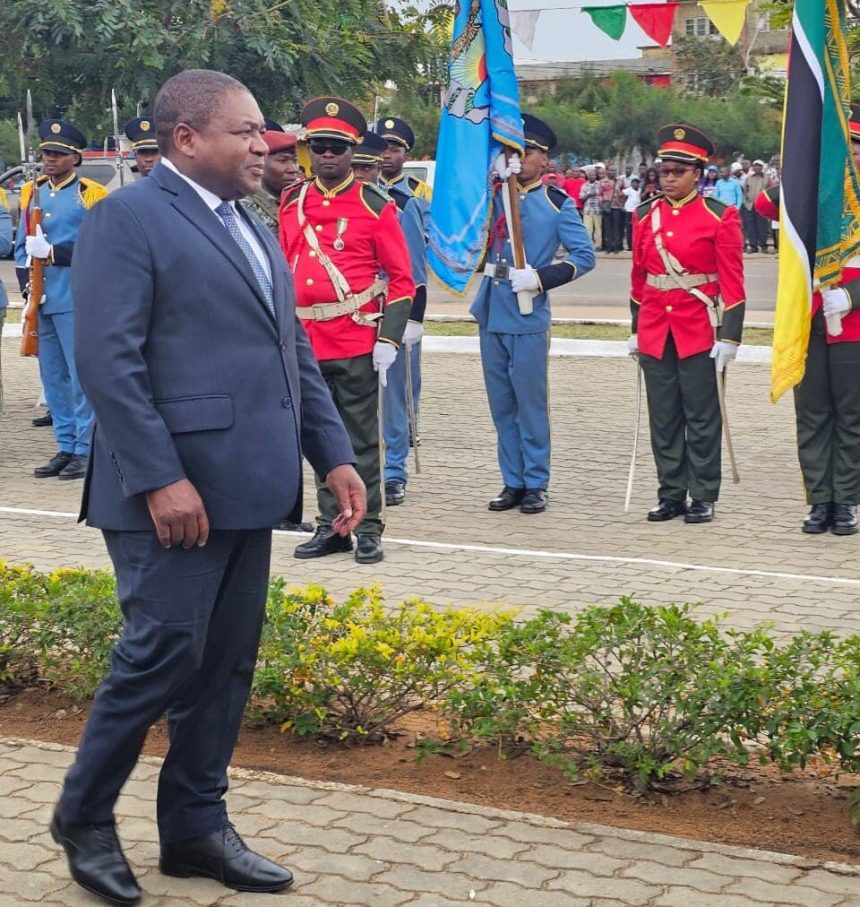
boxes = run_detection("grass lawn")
[424,320,774,346]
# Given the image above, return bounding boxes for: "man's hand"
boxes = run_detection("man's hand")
[710,340,738,373]
[145,478,210,549]
[510,266,540,293]
[372,340,397,387]
[25,225,52,260]
[326,464,366,536]
[492,152,521,181]
[403,320,424,350]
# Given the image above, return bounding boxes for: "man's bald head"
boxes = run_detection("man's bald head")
[155,69,249,155]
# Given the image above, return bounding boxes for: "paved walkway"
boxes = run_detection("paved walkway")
[3,339,860,905]
[3,739,859,907]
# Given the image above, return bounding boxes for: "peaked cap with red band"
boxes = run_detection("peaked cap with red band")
[850,103,860,141]
[656,123,715,165]
[301,96,366,145]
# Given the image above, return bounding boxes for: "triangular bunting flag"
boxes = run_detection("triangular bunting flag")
[629,2,679,47]
[582,5,628,41]
[699,0,751,46]
[510,10,541,51]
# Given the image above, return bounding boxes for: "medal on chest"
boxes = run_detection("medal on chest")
[333,217,348,252]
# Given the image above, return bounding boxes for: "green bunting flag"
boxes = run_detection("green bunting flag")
[581,5,627,41]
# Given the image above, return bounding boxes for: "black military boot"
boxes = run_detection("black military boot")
[520,489,548,514]
[488,487,525,512]
[646,499,687,522]
[684,500,715,523]
[831,503,858,536]
[802,503,832,534]
[34,451,74,478]
[294,527,353,559]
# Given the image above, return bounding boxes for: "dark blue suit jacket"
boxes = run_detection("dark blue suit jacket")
[72,162,354,530]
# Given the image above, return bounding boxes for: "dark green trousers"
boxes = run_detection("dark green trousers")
[793,312,860,505]
[640,334,722,502]
[315,353,383,537]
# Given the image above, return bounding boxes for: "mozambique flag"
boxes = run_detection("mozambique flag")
[427,0,524,295]
[772,0,860,401]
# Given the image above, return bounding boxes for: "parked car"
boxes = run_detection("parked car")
[403,160,436,192]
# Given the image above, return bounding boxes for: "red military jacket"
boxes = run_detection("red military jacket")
[279,174,414,361]
[756,186,860,343]
[631,191,746,359]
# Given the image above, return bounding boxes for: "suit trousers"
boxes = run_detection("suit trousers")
[640,333,722,502]
[59,528,271,843]
[583,211,602,251]
[383,340,422,485]
[315,353,383,536]
[37,310,93,456]
[794,313,860,504]
[479,330,551,490]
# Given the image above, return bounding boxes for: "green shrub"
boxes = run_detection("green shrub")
[441,599,773,790]
[252,581,514,742]
[0,561,44,684]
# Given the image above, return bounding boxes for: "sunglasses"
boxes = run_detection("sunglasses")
[309,139,350,156]
[657,166,694,178]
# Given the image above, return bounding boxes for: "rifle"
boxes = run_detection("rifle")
[111,89,125,187]
[20,90,41,358]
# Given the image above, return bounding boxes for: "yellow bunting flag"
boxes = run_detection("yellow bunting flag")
[699,0,751,46]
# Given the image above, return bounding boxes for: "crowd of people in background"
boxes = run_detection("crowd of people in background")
[542,154,781,256]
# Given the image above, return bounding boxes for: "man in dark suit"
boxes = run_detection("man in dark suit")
[53,69,364,906]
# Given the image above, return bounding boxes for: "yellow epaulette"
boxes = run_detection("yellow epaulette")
[79,178,109,209]
[0,188,7,211]
[19,176,50,211]
[409,177,433,202]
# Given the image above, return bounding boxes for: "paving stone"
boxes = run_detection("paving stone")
[281,846,387,882]
[300,875,414,906]
[0,774,33,798]
[494,820,594,849]
[480,883,594,907]
[219,894,329,907]
[227,779,327,805]
[620,860,728,893]
[399,806,501,836]
[725,877,847,906]
[332,813,434,843]
[0,868,67,902]
[314,791,419,819]
[245,797,348,825]
[258,819,367,853]
[686,851,804,884]
[793,869,860,896]
[586,836,695,867]
[652,891,765,907]
[372,864,491,898]
[353,836,462,871]
[545,870,661,905]
[444,853,558,888]
[415,828,529,861]
[0,840,56,872]
[16,779,62,803]
[527,843,628,875]
[137,870,229,903]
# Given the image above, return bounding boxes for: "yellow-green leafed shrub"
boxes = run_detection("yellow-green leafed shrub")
[252,580,515,742]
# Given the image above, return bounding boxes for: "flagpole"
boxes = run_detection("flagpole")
[502,151,533,315]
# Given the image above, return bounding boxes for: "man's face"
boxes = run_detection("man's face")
[353,162,380,184]
[607,167,617,180]
[720,167,730,180]
[172,89,267,200]
[753,163,764,176]
[659,163,699,201]
[136,149,160,178]
[518,147,546,184]
[41,149,77,181]
[625,164,633,176]
[742,159,751,171]
[264,150,299,194]
[631,179,640,190]
[639,163,648,176]
[309,138,353,184]
[381,141,407,178]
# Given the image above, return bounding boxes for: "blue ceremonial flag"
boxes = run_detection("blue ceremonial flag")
[427,0,524,295]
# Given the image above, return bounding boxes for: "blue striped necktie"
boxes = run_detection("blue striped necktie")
[215,201,276,317]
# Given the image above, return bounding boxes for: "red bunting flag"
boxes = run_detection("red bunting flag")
[629,2,679,47]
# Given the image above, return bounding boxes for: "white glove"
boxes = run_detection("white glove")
[403,320,423,350]
[492,152,521,180]
[822,287,851,318]
[627,333,638,356]
[510,266,540,293]
[372,341,398,387]
[710,340,738,373]
[25,225,52,260]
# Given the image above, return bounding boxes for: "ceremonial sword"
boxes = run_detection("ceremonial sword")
[624,355,642,513]
[404,346,421,474]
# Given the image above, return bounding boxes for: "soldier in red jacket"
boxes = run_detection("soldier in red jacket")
[629,124,745,523]
[279,97,414,563]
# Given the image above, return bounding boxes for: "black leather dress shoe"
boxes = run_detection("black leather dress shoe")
[160,822,293,893]
[832,503,858,536]
[355,534,384,563]
[488,486,525,512]
[34,451,74,478]
[294,527,353,559]
[520,489,548,514]
[802,503,833,534]
[385,481,406,506]
[58,454,88,481]
[50,809,141,906]
[273,518,314,532]
[646,499,687,522]
[32,411,53,427]
[684,500,715,523]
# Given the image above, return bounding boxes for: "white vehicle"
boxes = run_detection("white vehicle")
[403,160,435,192]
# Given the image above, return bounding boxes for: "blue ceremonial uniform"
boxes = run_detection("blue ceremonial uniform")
[471,179,595,491]
[15,172,106,456]
[381,172,431,486]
